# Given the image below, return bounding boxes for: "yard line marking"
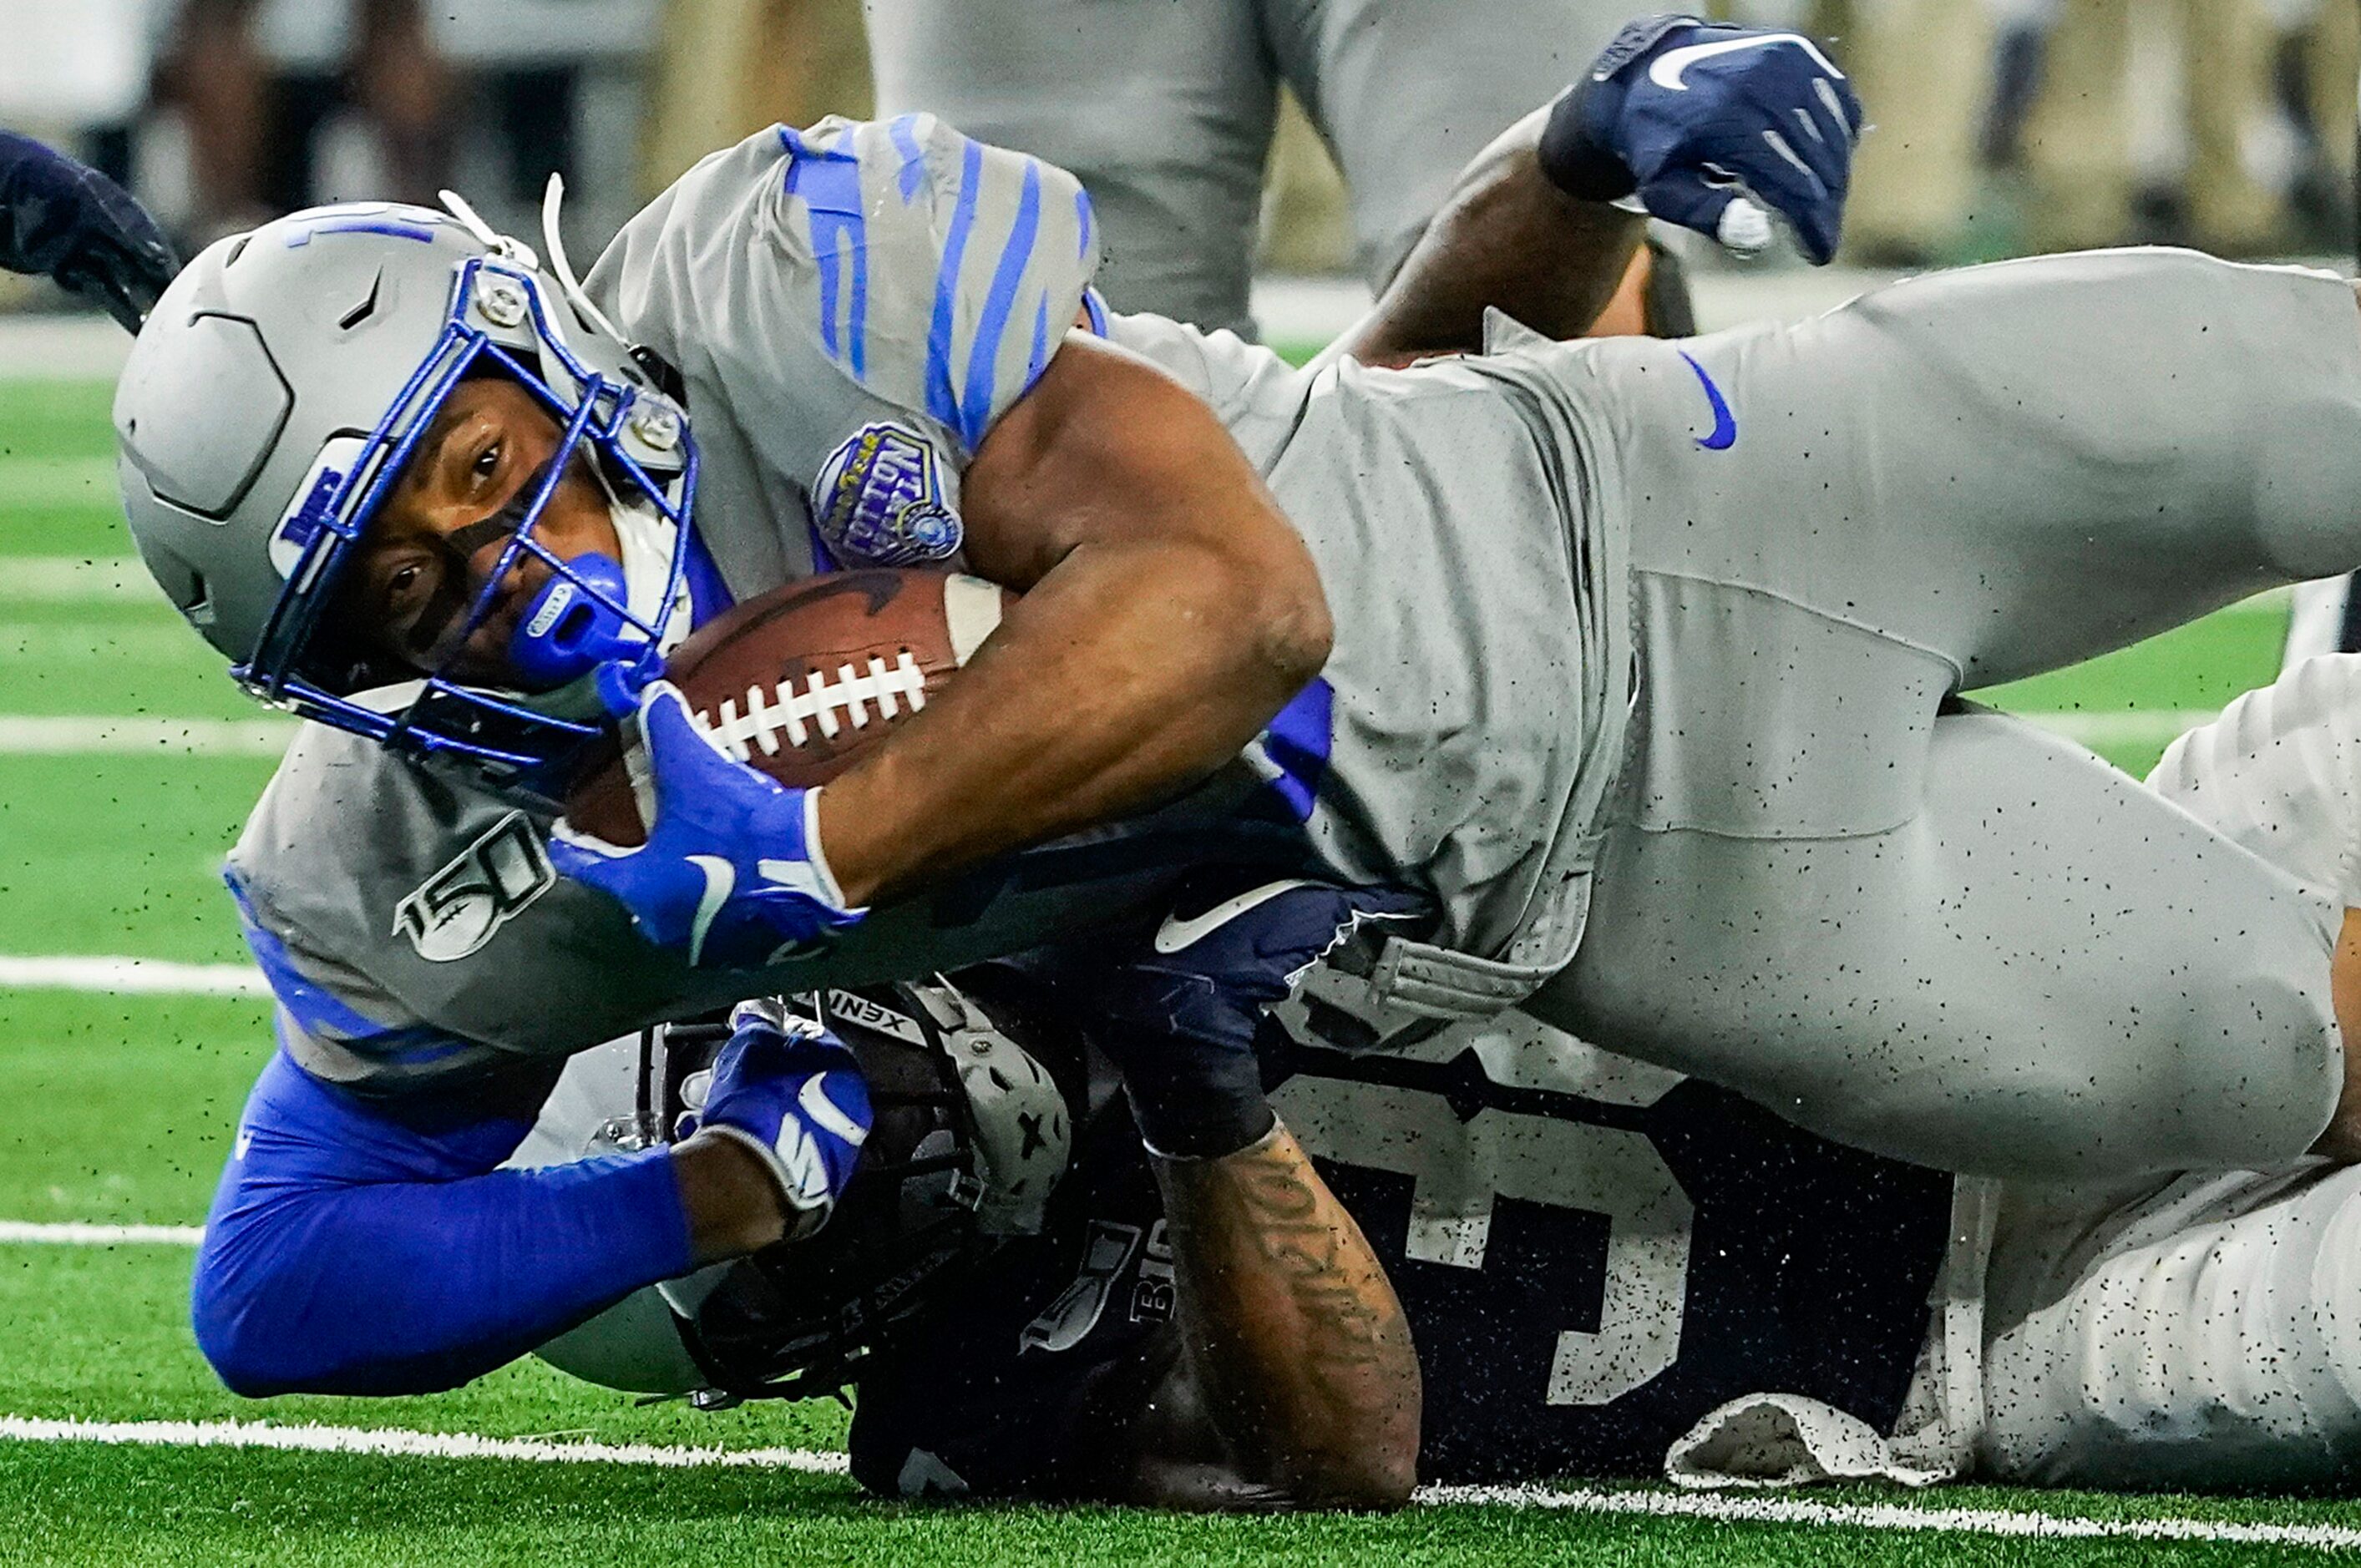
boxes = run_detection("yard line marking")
[0,1417,2355,1546]
[1417,1482,2361,1550]
[0,716,294,756]
[0,1417,850,1475]
[0,557,149,602]
[0,955,267,998]
[0,1222,202,1246]
[2013,708,2217,751]
[0,457,121,509]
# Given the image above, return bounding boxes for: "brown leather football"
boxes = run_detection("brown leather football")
[563,568,1012,847]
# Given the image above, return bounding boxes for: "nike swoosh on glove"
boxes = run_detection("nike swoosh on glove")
[549,679,865,968]
[1077,874,1432,1158]
[679,999,873,1237]
[1538,14,1865,265]
[0,131,178,331]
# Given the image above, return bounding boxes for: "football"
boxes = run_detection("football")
[563,568,1012,846]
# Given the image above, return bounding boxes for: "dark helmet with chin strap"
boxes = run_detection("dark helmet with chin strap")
[653,974,1077,1404]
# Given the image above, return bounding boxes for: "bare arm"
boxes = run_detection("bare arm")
[1066,1122,1422,1511]
[1323,106,1646,370]
[814,335,1330,908]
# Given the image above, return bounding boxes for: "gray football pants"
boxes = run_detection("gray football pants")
[862,0,1631,337]
[1528,250,2361,1180]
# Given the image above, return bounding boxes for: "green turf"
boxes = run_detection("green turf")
[0,597,252,720]
[1,378,2356,1562]
[0,756,276,964]
[0,994,264,1222]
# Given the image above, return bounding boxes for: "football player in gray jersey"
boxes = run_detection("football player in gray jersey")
[108,13,2361,1235]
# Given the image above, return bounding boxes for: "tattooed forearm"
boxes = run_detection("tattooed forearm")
[1150,1120,1421,1509]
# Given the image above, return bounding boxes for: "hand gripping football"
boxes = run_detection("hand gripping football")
[564,569,1011,847]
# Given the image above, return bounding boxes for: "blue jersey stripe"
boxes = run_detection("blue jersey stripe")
[1075,186,1095,261]
[778,126,869,378]
[682,523,735,626]
[889,114,928,205]
[960,159,1044,451]
[228,873,422,1049]
[1028,291,1051,382]
[926,137,987,436]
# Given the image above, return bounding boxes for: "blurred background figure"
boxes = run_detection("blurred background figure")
[2019,0,2287,254]
[640,0,872,195]
[862,0,1644,337]
[156,0,455,240]
[1723,0,1999,266]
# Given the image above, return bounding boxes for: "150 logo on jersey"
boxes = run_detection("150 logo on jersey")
[813,422,962,566]
[395,812,555,962]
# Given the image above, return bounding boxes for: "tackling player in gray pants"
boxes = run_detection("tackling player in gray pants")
[864,0,1639,336]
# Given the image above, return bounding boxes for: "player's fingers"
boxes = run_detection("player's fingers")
[1768,104,1851,199]
[1634,165,1740,248]
[635,680,727,781]
[544,822,636,884]
[1638,167,1777,257]
[1815,69,1867,140]
[1715,129,1843,263]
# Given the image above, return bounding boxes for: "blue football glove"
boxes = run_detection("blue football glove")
[550,678,866,969]
[1078,875,1431,1158]
[0,131,178,331]
[678,998,874,1237]
[1539,14,1865,265]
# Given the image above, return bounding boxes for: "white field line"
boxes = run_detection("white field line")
[0,1222,201,1245]
[0,716,294,756]
[2025,708,2217,750]
[0,1417,849,1474]
[0,557,149,603]
[1420,1482,2361,1550]
[0,955,266,997]
[0,1416,2354,1550]
[0,457,121,510]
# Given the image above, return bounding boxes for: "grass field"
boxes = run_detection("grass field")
[1,374,2352,1565]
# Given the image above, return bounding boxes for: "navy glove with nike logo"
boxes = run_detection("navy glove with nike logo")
[1076,874,1431,1159]
[550,678,865,969]
[678,998,873,1239]
[1540,14,1864,265]
[0,131,178,331]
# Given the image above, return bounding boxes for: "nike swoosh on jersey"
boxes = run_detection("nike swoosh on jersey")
[234,1128,254,1161]
[687,855,736,967]
[1153,878,1318,954]
[1649,32,1844,91]
[1679,352,1738,451]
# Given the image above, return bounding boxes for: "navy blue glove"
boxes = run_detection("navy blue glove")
[1540,14,1864,265]
[550,678,866,969]
[1085,875,1431,1159]
[678,999,874,1239]
[0,132,178,331]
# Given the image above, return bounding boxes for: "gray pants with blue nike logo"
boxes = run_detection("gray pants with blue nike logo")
[1525,248,2361,1179]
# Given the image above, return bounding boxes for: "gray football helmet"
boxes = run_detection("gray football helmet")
[113,197,697,789]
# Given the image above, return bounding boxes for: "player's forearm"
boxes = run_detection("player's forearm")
[816,341,1330,908]
[1150,1122,1421,1510]
[1325,106,1644,367]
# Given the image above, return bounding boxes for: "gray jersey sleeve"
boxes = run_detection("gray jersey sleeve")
[593,114,1101,570]
[223,726,1211,1105]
